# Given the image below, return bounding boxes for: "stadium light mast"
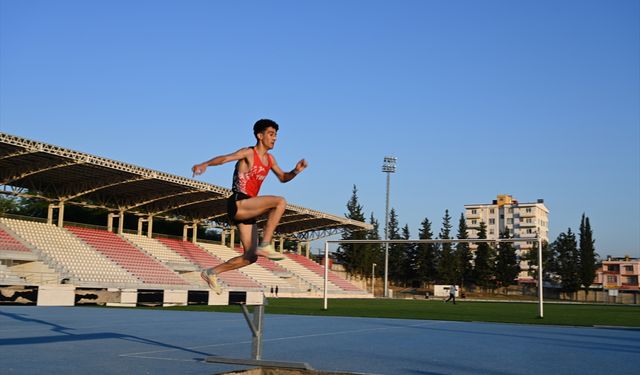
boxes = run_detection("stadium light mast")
[382,156,396,298]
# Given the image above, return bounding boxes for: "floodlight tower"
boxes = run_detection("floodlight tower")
[382,156,396,298]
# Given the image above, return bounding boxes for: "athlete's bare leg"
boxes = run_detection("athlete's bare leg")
[201,197,286,290]
[234,195,286,244]
[201,223,257,292]
[209,223,257,274]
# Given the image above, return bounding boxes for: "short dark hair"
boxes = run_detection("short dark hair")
[253,119,279,138]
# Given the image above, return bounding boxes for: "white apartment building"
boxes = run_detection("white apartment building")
[464,194,549,281]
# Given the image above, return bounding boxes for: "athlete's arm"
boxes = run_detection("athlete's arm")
[271,156,308,183]
[192,148,252,177]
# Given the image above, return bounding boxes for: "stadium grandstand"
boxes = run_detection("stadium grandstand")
[0,132,372,306]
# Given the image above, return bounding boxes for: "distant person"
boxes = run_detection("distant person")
[270,286,274,297]
[445,284,457,304]
[275,285,279,298]
[192,119,308,294]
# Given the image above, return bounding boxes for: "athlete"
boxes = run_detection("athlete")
[192,119,307,293]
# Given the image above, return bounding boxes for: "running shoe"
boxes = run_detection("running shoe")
[201,269,222,294]
[257,243,284,261]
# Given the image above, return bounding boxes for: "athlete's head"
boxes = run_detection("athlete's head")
[253,119,279,140]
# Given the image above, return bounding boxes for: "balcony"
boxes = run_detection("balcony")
[518,210,536,218]
[518,221,537,227]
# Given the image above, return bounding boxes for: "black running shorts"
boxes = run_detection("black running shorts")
[227,192,257,225]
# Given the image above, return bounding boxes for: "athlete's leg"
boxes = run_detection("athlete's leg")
[201,224,257,292]
[210,223,257,274]
[235,195,286,244]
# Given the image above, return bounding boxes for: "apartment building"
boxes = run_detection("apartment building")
[593,256,640,291]
[464,194,549,281]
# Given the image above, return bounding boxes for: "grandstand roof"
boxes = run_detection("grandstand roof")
[0,132,371,240]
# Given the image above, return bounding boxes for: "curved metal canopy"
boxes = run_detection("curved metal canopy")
[0,132,371,240]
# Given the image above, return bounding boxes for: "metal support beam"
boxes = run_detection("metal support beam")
[205,294,313,370]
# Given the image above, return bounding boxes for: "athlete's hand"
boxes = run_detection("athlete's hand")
[192,163,207,177]
[294,159,308,174]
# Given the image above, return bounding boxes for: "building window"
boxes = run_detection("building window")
[489,229,494,235]
[625,276,638,285]
[490,209,495,214]
[507,218,513,224]
[471,209,477,214]
[607,265,620,272]
[624,265,633,271]
[526,208,532,213]
[489,218,495,225]
[607,276,617,283]
[471,219,477,225]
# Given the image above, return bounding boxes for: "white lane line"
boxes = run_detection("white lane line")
[118,320,443,358]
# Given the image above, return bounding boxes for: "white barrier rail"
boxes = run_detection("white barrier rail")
[323,238,545,318]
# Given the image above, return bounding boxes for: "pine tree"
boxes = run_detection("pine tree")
[455,213,473,288]
[473,221,494,289]
[437,210,456,284]
[553,228,581,295]
[578,214,597,295]
[523,240,553,285]
[416,217,437,286]
[0,195,19,213]
[494,229,519,290]
[335,185,367,275]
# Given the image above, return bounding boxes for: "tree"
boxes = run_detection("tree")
[455,213,474,288]
[386,208,403,283]
[335,185,367,275]
[367,213,383,279]
[398,224,414,285]
[416,217,437,286]
[473,222,494,289]
[523,240,553,285]
[0,195,20,214]
[494,229,519,290]
[437,210,456,284]
[578,214,597,295]
[553,228,581,295]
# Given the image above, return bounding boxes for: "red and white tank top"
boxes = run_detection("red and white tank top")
[232,147,271,197]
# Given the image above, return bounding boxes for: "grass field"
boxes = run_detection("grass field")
[163,298,640,328]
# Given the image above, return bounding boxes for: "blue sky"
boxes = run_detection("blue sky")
[1,0,638,257]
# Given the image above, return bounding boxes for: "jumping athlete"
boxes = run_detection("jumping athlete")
[191,119,307,293]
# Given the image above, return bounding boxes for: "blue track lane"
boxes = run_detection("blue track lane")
[1,306,639,375]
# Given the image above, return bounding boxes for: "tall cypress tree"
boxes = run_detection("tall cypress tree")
[553,228,581,295]
[386,208,402,283]
[437,210,456,284]
[494,229,519,290]
[416,217,437,286]
[578,214,597,295]
[367,213,383,278]
[335,185,367,275]
[456,213,473,288]
[399,224,413,285]
[473,221,494,289]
